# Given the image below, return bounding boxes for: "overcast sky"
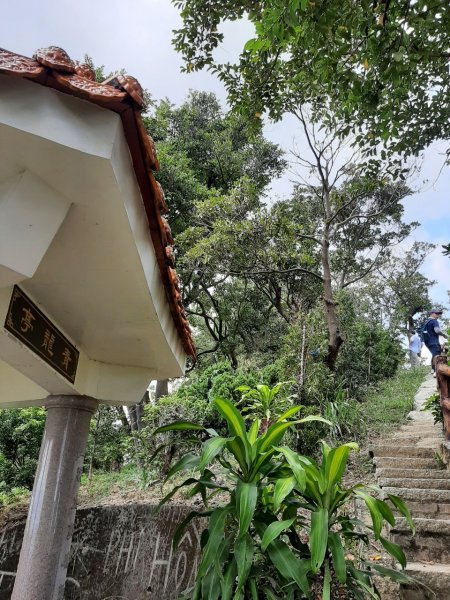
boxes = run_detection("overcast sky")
[2,0,449,308]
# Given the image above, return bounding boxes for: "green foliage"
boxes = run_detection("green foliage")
[0,485,29,507]
[156,388,414,598]
[145,92,286,235]
[362,367,427,437]
[335,293,404,396]
[422,392,443,426]
[141,362,263,472]
[85,406,130,472]
[0,407,45,490]
[172,0,450,159]
[236,382,296,429]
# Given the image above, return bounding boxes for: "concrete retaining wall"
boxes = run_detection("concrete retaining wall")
[0,503,203,599]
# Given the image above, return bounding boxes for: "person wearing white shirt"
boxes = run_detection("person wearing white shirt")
[408,332,422,367]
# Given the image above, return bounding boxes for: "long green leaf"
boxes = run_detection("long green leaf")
[249,578,258,600]
[198,436,230,471]
[276,405,303,422]
[236,480,257,537]
[370,564,412,583]
[227,437,250,475]
[201,566,221,600]
[261,518,295,551]
[276,446,307,492]
[257,421,296,454]
[165,453,200,482]
[328,532,346,584]
[267,539,310,596]
[157,477,199,509]
[247,448,276,481]
[273,476,296,511]
[379,535,407,569]
[354,490,383,539]
[234,533,255,597]
[248,419,260,445]
[376,499,395,527]
[154,421,204,434]
[324,444,354,489]
[197,507,230,579]
[310,508,328,573]
[172,510,212,549]
[221,559,237,600]
[214,397,248,439]
[388,494,415,534]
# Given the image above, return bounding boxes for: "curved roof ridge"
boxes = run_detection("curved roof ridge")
[0,46,195,358]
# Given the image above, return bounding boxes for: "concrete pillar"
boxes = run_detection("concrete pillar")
[11,395,98,600]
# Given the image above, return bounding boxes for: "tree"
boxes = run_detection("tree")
[0,407,46,490]
[172,0,450,158]
[376,241,435,335]
[145,91,286,234]
[280,116,413,368]
[144,92,287,365]
[177,177,322,364]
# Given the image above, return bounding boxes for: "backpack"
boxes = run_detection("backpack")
[417,319,432,343]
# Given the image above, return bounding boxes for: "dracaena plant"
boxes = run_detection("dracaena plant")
[153,389,414,599]
[235,382,294,433]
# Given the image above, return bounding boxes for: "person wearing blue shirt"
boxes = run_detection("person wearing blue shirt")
[424,309,448,374]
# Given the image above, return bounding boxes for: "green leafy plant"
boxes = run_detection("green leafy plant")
[422,392,443,426]
[154,386,414,599]
[323,388,366,442]
[236,382,294,432]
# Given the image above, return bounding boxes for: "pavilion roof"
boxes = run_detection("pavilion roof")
[0,46,195,358]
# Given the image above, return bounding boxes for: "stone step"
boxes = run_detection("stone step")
[373,457,440,469]
[379,477,450,490]
[396,422,442,426]
[398,425,440,433]
[392,500,450,519]
[382,487,450,503]
[386,436,442,446]
[394,517,450,534]
[377,468,450,480]
[370,446,437,458]
[400,562,450,600]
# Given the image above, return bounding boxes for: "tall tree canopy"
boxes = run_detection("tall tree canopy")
[172,0,450,157]
[144,91,286,234]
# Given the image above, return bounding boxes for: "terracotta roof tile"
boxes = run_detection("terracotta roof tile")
[74,62,96,81]
[33,46,75,72]
[52,72,128,103]
[0,46,195,358]
[0,49,44,78]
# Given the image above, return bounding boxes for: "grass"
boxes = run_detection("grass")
[360,366,427,438]
[0,486,30,507]
[77,464,146,504]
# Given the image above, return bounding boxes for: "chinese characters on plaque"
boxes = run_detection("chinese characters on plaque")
[4,286,79,383]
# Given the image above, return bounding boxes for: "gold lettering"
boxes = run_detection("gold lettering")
[61,348,72,371]
[42,329,56,356]
[20,308,35,333]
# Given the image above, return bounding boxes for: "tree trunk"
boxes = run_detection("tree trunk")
[117,407,131,434]
[129,391,149,470]
[155,379,169,402]
[321,229,343,370]
[88,408,103,484]
[407,315,415,338]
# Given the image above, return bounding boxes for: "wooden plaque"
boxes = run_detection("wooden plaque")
[4,286,79,383]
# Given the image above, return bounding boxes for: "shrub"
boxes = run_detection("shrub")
[156,386,414,599]
[0,407,46,490]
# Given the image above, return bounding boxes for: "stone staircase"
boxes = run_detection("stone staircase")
[370,374,450,599]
